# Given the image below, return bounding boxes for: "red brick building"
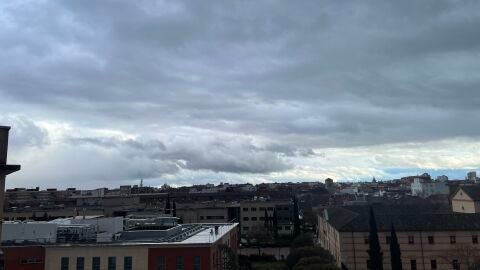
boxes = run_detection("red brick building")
[3,246,45,270]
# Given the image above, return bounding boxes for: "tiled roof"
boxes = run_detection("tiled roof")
[325,204,480,232]
[458,185,480,201]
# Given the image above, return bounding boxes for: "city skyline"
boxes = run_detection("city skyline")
[2,1,480,188]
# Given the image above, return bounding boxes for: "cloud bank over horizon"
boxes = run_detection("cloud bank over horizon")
[2,0,480,188]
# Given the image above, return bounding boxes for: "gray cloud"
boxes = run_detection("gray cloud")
[1,0,480,186]
[67,135,293,175]
[0,116,49,149]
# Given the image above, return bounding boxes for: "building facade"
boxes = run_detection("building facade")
[239,199,293,237]
[411,178,449,198]
[451,186,480,213]
[318,205,480,270]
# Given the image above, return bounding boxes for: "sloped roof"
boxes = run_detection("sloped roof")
[458,185,480,201]
[324,204,480,232]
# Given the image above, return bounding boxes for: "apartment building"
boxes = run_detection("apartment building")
[239,199,293,236]
[318,205,480,270]
[411,178,449,198]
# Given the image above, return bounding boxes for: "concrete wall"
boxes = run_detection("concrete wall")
[45,245,149,270]
[177,207,228,224]
[72,217,124,234]
[1,222,57,243]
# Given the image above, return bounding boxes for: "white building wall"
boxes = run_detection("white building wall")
[72,217,124,242]
[1,222,57,243]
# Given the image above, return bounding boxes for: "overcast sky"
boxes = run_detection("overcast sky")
[2,0,480,189]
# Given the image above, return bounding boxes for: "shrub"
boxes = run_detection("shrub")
[286,247,334,269]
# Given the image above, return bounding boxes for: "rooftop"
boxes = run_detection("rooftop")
[3,223,238,247]
[324,204,480,232]
[455,185,480,201]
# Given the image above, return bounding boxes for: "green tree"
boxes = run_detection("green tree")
[293,196,301,237]
[390,224,402,270]
[368,207,383,270]
[264,209,269,229]
[165,194,171,214]
[293,257,339,270]
[291,233,314,248]
[286,247,334,269]
[273,208,279,240]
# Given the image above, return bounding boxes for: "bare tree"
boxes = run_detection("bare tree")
[440,244,480,270]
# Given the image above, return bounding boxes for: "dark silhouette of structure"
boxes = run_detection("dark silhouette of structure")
[0,126,21,270]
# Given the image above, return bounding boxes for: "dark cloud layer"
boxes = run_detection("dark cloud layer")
[1,0,480,186]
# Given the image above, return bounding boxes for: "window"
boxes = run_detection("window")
[108,257,116,270]
[450,236,456,244]
[284,226,291,230]
[251,217,257,221]
[243,217,249,221]
[259,207,265,211]
[473,235,479,244]
[193,256,201,270]
[124,257,132,270]
[76,257,84,270]
[259,217,265,221]
[386,236,391,244]
[156,256,166,270]
[61,257,69,270]
[243,226,249,231]
[428,236,435,244]
[453,260,459,270]
[364,235,369,244]
[242,208,248,211]
[408,235,414,244]
[200,216,204,220]
[176,256,184,270]
[410,260,417,270]
[267,207,274,211]
[92,257,100,270]
[251,207,257,211]
[431,260,437,270]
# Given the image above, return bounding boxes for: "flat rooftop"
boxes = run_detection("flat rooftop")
[6,223,239,248]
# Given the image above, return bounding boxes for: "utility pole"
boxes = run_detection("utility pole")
[0,126,21,269]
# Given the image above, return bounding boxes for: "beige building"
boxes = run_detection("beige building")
[45,245,149,270]
[451,185,480,213]
[318,205,480,270]
[240,199,293,236]
[176,202,233,223]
